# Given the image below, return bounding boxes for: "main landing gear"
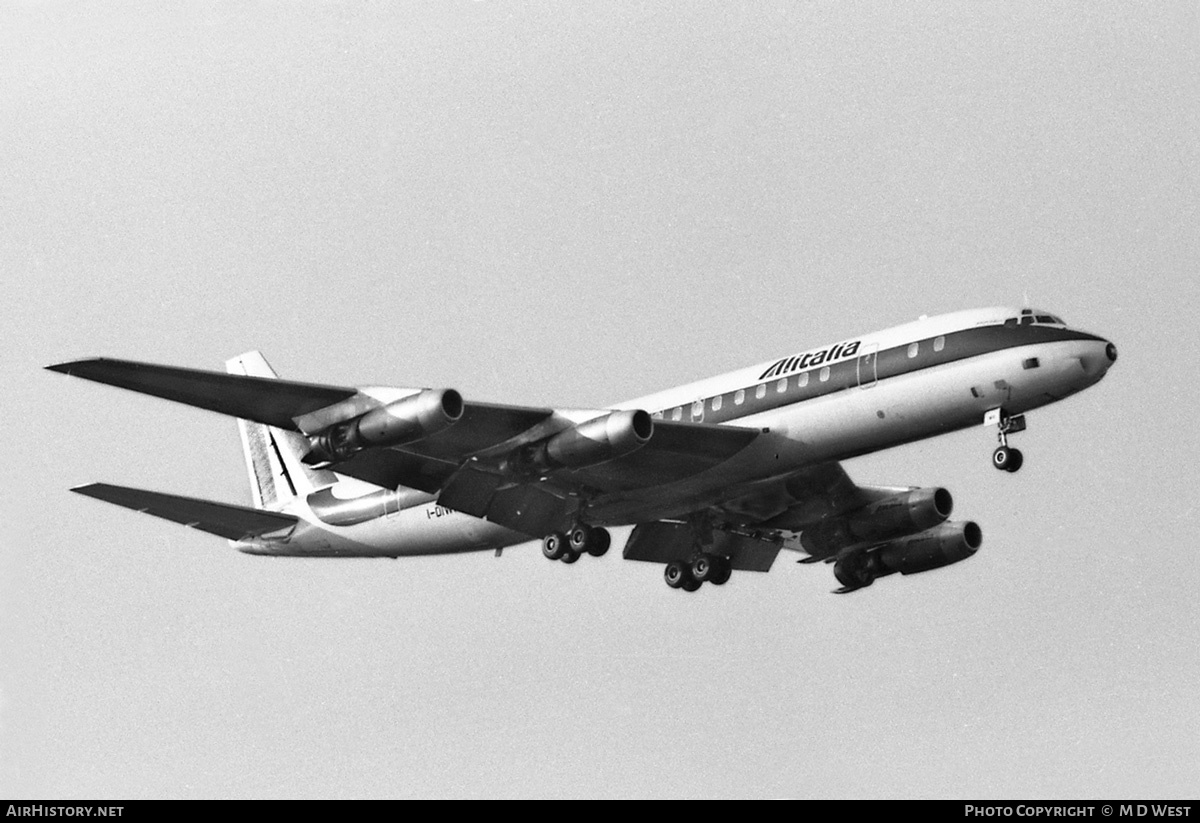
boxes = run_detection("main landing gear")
[542,524,611,565]
[664,553,732,593]
[985,408,1026,473]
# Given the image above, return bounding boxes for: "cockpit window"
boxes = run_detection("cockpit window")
[1036,315,1056,324]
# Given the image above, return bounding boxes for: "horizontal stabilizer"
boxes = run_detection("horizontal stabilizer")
[72,482,299,541]
[47,358,357,431]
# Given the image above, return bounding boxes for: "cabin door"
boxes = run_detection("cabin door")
[857,343,879,388]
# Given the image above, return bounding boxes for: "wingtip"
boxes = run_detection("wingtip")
[45,358,100,375]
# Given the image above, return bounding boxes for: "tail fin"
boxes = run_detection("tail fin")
[226,352,336,508]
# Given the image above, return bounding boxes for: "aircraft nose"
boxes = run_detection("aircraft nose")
[1077,339,1117,379]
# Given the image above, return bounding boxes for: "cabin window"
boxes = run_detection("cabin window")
[776,377,787,393]
[755,384,766,399]
[734,389,745,405]
[798,372,809,388]
[1023,358,1040,370]
[691,400,704,420]
[908,342,919,358]
[819,366,830,382]
[712,394,722,411]
[934,336,945,352]
[671,407,682,421]
[652,411,663,419]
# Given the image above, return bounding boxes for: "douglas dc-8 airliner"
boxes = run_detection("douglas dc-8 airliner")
[49,306,1116,593]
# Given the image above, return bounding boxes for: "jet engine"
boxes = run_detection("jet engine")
[833,520,982,590]
[303,388,463,464]
[877,520,982,575]
[518,409,653,471]
[801,487,953,556]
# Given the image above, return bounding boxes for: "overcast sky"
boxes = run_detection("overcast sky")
[2,1,1198,799]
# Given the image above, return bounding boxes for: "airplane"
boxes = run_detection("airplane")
[47,306,1117,593]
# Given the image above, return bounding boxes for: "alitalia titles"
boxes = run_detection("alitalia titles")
[759,340,862,381]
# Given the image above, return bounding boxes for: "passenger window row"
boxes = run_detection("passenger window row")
[652,333,952,422]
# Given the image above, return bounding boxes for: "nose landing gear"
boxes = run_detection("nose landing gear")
[985,408,1026,473]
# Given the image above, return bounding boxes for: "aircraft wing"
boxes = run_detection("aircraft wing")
[47,356,555,444]
[48,356,765,537]
[47,358,358,431]
[72,483,299,541]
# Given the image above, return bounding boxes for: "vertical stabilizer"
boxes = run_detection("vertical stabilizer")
[226,351,337,508]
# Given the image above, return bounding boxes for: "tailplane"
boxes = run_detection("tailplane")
[226,352,336,507]
[72,482,298,541]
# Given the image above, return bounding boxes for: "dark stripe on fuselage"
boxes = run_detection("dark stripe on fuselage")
[656,324,1104,425]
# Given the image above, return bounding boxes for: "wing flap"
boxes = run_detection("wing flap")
[48,358,357,431]
[72,483,299,541]
[623,521,782,572]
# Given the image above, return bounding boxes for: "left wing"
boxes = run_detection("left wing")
[48,357,765,537]
[47,358,358,431]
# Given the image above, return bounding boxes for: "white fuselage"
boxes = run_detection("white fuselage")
[237,306,1115,557]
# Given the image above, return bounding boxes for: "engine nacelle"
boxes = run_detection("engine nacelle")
[521,409,653,471]
[877,520,982,575]
[801,487,953,555]
[304,388,463,464]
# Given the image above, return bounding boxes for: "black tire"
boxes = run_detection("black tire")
[1005,448,1024,473]
[568,526,591,554]
[682,578,702,592]
[709,557,732,585]
[992,446,1013,471]
[560,550,580,564]
[586,528,611,558]
[664,561,689,589]
[691,554,713,582]
[542,532,567,561]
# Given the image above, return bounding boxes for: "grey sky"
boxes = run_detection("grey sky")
[2,1,1197,798]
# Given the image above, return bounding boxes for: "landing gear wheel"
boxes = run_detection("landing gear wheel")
[992,446,1023,472]
[681,578,702,592]
[1004,448,1023,473]
[586,528,611,558]
[568,525,592,554]
[691,554,715,583]
[560,550,580,564]
[542,532,568,561]
[709,557,732,586]
[664,561,690,590]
